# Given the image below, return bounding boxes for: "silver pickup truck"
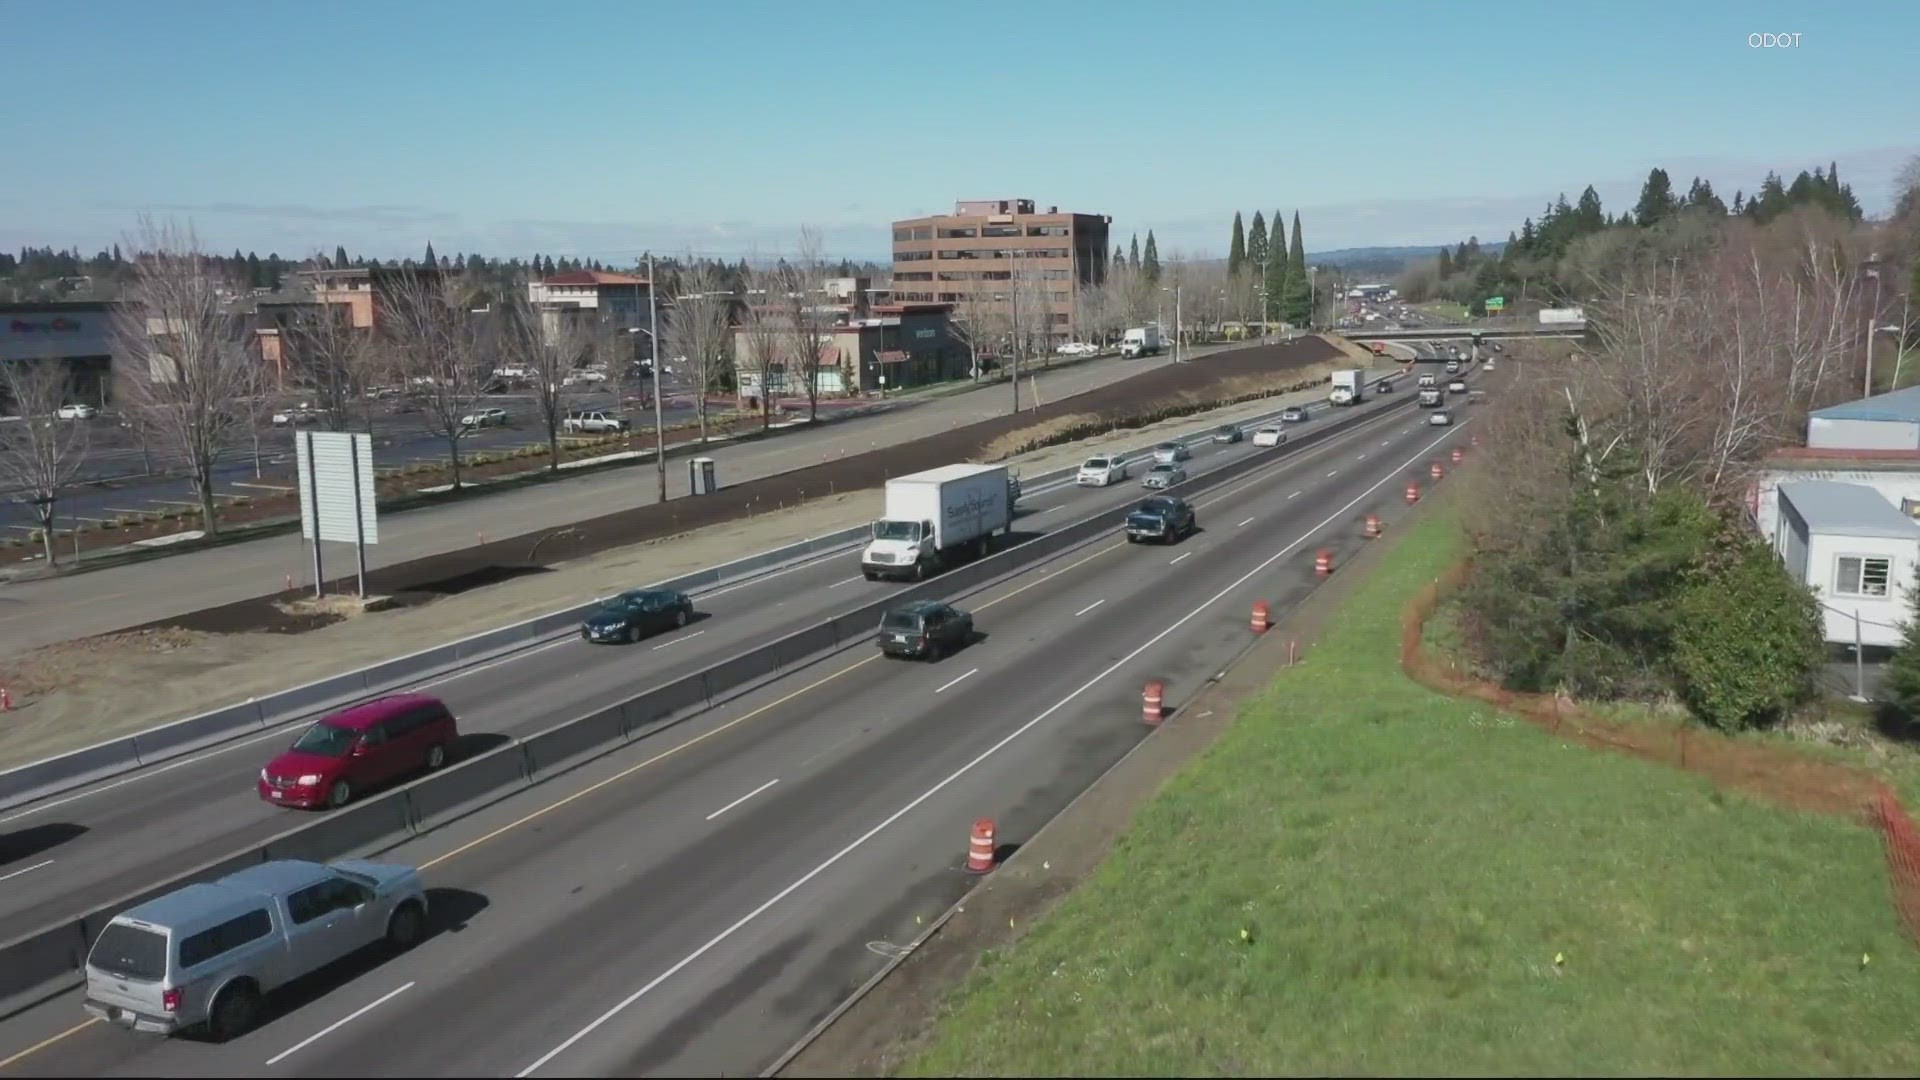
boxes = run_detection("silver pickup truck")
[84,859,427,1042]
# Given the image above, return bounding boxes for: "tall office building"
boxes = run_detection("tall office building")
[891,198,1110,342]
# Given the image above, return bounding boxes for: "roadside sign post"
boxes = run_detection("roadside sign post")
[296,431,379,599]
[1485,296,1506,315]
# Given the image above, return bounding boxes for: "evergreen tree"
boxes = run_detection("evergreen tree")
[1129,234,1140,270]
[1730,190,1745,215]
[1265,212,1290,321]
[1228,212,1247,277]
[1634,167,1677,227]
[111,243,122,265]
[1141,232,1161,282]
[1883,570,1920,719]
[542,255,556,276]
[1283,212,1311,325]
[1113,244,1126,271]
[245,252,263,288]
[1437,247,1454,277]
[1574,185,1606,232]
[1247,211,1268,274]
[334,245,349,269]
[423,241,437,269]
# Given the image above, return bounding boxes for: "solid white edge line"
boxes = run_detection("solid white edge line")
[933,668,980,695]
[1237,517,1255,527]
[1169,551,1193,565]
[265,982,416,1066]
[1073,599,1105,617]
[513,415,1476,1078]
[704,779,780,822]
[0,859,54,884]
[1287,491,1301,499]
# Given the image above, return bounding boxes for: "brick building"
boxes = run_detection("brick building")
[891,198,1110,342]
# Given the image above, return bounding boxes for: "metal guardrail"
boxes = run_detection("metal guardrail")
[0,385,1422,1016]
[0,377,1378,815]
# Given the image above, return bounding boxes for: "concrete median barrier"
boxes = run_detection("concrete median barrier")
[700,649,785,705]
[522,707,629,777]
[767,621,843,670]
[403,742,533,832]
[0,739,142,808]
[259,791,417,864]
[625,673,711,733]
[0,919,88,1014]
[131,701,270,762]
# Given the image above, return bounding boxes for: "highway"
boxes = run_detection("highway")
[0,366,1487,1078]
[0,347,1201,655]
[0,363,1432,944]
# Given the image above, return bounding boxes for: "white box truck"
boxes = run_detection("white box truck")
[861,463,1016,581]
[1329,368,1364,405]
[1121,325,1165,359]
[1538,306,1585,325]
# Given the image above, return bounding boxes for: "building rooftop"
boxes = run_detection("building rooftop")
[1809,385,1920,424]
[1778,480,1920,539]
[541,270,648,287]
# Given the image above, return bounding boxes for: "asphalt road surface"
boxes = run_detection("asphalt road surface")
[0,374,1486,1077]
[0,369,1442,942]
[0,347,1198,655]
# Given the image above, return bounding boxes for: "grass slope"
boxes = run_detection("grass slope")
[903,508,1920,1077]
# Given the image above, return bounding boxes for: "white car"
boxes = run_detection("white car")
[1448,379,1468,394]
[1483,358,1496,371]
[1252,427,1287,448]
[460,407,508,429]
[1151,442,1190,465]
[1429,410,1453,426]
[562,369,609,386]
[1076,456,1128,487]
[562,409,628,434]
[1055,342,1098,357]
[55,404,96,420]
[271,405,320,426]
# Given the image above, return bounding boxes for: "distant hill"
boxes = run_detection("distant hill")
[1312,243,1506,276]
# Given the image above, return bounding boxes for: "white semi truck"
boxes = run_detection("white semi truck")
[861,463,1017,582]
[1121,325,1165,359]
[1329,368,1365,406]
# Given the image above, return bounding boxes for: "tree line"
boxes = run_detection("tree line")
[1449,157,1920,733]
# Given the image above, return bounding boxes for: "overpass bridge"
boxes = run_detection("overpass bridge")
[1353,320,1588,343]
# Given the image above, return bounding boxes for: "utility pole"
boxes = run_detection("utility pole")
[1865,255,1884,399]
[648,254,667,503]
[1010,254,1021,413]
[1174,284,1182,362]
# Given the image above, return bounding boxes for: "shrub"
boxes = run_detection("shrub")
[1669,527,1825,730]
[1878,570,1920,717]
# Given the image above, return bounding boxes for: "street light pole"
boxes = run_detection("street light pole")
[1174,284,1182,363]
[1865,257,1884,399]
[647,254,666,504]
[1010,253,1021,414]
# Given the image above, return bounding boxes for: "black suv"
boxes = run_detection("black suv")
[580,589,694,643]
[877,600,974,660]
[1125,496,1197,544]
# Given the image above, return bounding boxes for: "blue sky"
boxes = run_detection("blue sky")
[4,0,1915,263]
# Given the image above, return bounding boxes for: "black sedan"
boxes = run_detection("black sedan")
[878,600,974,660]
[580,589,694,643]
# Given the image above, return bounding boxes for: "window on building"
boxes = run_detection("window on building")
[896,250,932,262]
[1042,269,1070,280]
[1050,313,1070,324]
[937,292,963,302]
[981,225,1021,237]
[895,271,933,282]
[893,228,915,242]
[1026,225,1070,237]
[937,226,978,239]
[1835,555,1893,597]
[937,250,979,260]
[912,227,931,240]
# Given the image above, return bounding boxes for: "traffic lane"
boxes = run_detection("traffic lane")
[247,404,1474,1077]
[0,394,1374,936]
[0,405,1474,1077]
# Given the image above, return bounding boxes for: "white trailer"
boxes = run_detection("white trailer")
[1329,368,1364,405]
[1539,307,1585,325]
[861,463,1016,581]
[1121,325,1165,359]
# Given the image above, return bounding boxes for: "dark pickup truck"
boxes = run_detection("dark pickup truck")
[1125,495,1196,544]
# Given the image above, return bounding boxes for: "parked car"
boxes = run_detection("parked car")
[1076,455,1128,487]
[270,405,320,427]
[459,407,508,429]
[562,409,628,434]
[877,599,973,660]
[1151,441,1191,464]
[1125,495,1197,543]
[1281,406,1309,423]
[1055,341,1098,357]
[84,859,428,1041]
[55,403,96,420]
[1429,409,1454,426]
[1252,426,1287,447]
[579,588,693,644]
[1141,462,1187,489]
[257,694,459,810]
[364,385,401,400]
[561,369,609,386]
[1212,423,1243,444]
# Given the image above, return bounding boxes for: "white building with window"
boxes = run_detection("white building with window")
[1773,481,1920,647]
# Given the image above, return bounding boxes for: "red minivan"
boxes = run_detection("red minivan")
[257,693,459,810]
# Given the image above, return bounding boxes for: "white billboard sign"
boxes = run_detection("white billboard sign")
[295,431,378,545]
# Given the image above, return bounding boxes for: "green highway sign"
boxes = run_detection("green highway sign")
[1485,296,1506,311]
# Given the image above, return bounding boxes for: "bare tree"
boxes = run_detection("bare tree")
[378,269,495,489]
[664,258,734,441]
[737,287,783,432]
[783,228,834,421]
[113,219,259,536]
[499,293,591,473]
[0,360,89,564]
[283,261,375,433]
[953,283,998,380]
